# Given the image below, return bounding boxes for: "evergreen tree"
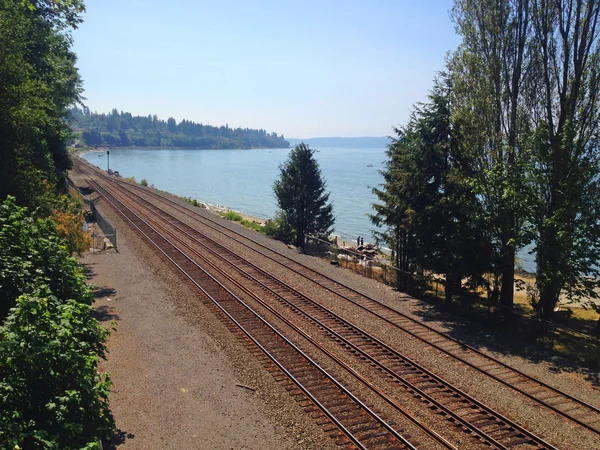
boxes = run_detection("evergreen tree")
[273,144,334,247]
[167,116,177,133]
[371,77,490,300]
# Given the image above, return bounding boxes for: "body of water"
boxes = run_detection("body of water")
[82,146,537,272]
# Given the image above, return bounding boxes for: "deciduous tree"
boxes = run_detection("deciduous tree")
[527,0,600,318]
[450,0,534,310]
[0,0,83,210]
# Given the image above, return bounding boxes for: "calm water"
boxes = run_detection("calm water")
[82,147,537,272]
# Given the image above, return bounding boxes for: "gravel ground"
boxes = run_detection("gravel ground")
[73,164,600,449]
[80,195,336,449]
[145,204,595,448]
[128,177,600,396]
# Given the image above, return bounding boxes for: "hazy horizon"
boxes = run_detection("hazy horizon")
[73,0,460,138]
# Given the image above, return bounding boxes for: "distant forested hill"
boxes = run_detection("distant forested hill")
[287,136,390,148]
[69,107,289,149]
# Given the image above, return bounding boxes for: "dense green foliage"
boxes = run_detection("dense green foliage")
[0,0,82,211]
[0,198,114,448]
[273,144,334,247]
[0,294,112,449]
[373,0,600,318]
[0,1,115,447]
[0,198,90,321]
[372,78,490,299]
[70,107,289,149]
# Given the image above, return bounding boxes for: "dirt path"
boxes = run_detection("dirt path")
[82,203,333,449]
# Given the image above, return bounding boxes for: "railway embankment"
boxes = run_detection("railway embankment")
[71,160,600,449]
[73,175,335,449]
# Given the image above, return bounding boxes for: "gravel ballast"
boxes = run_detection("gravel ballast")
[80,195,336,449]
[73,165,600,449]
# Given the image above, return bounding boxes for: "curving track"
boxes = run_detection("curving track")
[74,159,600,436]
[73,158,597,448]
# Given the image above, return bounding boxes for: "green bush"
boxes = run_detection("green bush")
[0,197,114,448]
[264,211,295,243]
[239,219,263,232]
[221,211,264,232]
[0,197,92,320]
[0,293,114,449]
[140,178,148,187]
[223,211,243,222]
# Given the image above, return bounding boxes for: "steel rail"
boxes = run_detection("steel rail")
[74,158,600,435]
[125,192,457,449]
[89,167,555,450]
[84,174,417,450]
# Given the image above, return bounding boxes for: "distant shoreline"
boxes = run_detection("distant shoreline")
[73,145,290,154]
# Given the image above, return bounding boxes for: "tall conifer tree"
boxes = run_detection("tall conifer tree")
[372,77,489,300]
[274,144,334,247]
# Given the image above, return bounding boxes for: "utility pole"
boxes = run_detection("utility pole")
[107,150,110,173]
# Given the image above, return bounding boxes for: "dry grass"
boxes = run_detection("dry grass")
[424,276,600,368]
[313,244,600,369]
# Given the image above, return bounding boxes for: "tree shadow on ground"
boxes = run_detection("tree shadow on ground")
[82,262,97,278]
[406,292,600,387]
[92,305,119,322]
[103,429,135,449]
[94,286,117,298]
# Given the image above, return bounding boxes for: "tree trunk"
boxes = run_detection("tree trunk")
[536,226,561,320]
[445,273,454,304]
[538,282,560,320]
[499,208,516,310]
[296,229,305,249]
[500,243,515,310]
[394,225,401,291]
[402,229,409,293]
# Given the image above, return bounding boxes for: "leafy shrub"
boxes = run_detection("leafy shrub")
[0,197,114,448]
[140,178,148,187]
[221,211,264,232]
[0,197,92,320]
[223,211,243,222]
[264,211,295,243]
[239,219,263,232]
[0,293,114,449]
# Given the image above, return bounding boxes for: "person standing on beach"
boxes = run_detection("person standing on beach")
[357,236,361,246]
[360,237,364,246]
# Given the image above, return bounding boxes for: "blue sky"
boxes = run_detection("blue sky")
[73,0,460,138]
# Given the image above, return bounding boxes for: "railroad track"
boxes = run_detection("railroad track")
[73,158,600,437]
[76,165,446,449]
[75,161,559,449]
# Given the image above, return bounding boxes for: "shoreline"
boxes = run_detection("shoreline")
[70,164,600,449]
[76,151,370,247]
[71,145,290,156]
[78,155,600,309]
